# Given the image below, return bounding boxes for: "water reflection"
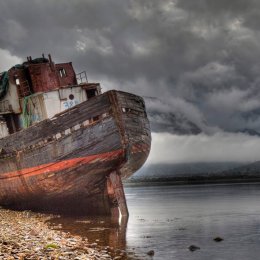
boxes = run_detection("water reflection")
[46,183,260,260]
[47,215,128,249]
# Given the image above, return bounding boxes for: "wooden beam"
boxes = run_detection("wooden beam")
[107,171,129,217]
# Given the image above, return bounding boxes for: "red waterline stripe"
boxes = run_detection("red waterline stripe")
[0,149,124,180]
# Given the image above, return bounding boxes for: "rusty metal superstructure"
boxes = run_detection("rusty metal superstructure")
[0,55,151,216]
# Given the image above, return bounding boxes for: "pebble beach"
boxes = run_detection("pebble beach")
[0,208,121,260]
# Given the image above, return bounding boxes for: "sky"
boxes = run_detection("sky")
[1,0,260,164]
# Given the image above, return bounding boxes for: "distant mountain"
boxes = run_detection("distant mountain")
[220,161,260,177]
[236,128,260,136]
[144,97,260,136]
[126,161,260,184]
[128,162,245,182]
[144,97,201,135]
[147,110,201,134]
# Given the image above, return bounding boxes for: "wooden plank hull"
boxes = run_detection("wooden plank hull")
[0,90,151,215]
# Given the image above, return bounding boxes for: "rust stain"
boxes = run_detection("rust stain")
[0,149,124,179]
[0,55,151,215]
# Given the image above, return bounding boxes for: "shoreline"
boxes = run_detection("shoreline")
[0,208,117,259]
[124,177,260,187]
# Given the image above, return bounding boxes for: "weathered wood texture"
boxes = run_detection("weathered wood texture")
[107,171,129,217]
[114,91,151,178]
[0,93,112,152]
[0,90,151,215]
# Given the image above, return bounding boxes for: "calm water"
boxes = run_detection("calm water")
[48,183,260,259]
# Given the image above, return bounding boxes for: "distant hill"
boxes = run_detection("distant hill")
[144,97,202,135]
[147,110,201,135]
[125,161,260,184]
[127,162,246,183]
[236,128,260,136]
[220,161,260,177]
[144,97,260,136]
[136,97,260,184]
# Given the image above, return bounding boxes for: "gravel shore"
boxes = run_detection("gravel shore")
[0,208,117,259]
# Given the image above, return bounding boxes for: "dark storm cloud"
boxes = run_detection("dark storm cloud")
[1,0,260,132]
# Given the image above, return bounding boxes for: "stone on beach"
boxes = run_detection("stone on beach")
[0,208,113,259]
[147,249,155,256]
[188,245,200,251]
[214,237,224,242]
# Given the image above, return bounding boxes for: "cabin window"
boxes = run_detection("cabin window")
[59,68,67,78]
[15,78,20,85]
[122,107,131,113]
[86,89,97,99]
[69,94,74,100]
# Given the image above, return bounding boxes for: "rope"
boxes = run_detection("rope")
[22,95,33,128]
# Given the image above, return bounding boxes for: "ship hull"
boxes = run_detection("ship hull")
[0,90,151,215]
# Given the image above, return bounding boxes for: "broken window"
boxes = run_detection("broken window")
[3,114,20,133]
[15,78,20,85]
[14,75,20,85]
[86,89,97,99]
[59,68,67,78]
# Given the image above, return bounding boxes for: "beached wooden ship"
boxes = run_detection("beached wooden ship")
[0,54,151,216]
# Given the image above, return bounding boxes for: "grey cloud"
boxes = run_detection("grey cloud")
[0,49,22,71]
[148,132,260,164]
[1,0,260,133]
[144,97,202,135]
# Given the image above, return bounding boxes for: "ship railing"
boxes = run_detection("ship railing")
[76,71,88,84]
